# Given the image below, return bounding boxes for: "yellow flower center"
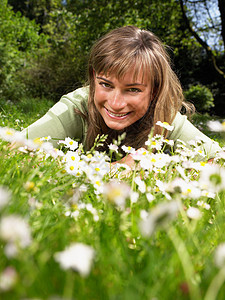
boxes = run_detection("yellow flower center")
[6,130,14,135]
[33,137,43,145]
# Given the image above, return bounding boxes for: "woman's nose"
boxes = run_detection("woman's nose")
[108,90,126,111]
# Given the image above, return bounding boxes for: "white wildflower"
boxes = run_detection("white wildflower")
[59,137,78,151]
[102,180,130,209]
[208,120,225,132]
[139,154,154,171]
[199,164,225,192]
[201,190,216,199]
[197,201,210,210]
[156,121,174,131]
[130,191,139,204]
[0,267,18,292]
[40,136,51,142]
[64,151,81,176]
[85,203,99,221]
[121,145,136,154]
[215,243,225,267]
[146,193,154,202]
[152,153,172,169]
[155,179,172,200]
[145,138,163,150]
[186,207,202,220]
[71,211,79,219]
[0,127,24,143]
[215,150,225,160]
[0,186,11,209]
[140,210,149,220]
[164,139,174,147]
[39,141,54,153]
[0,215,32,256]
[108,143,118,153]
[92,177,104,195]
[88,160,110,178]
[54,243,95,277]
[134,176,146,193]
[182,160,207,172]
[139,201,179,237]
[131,148,149,161]
[4,243,18,258]
[166,178,202,199]
[48,148,65,159]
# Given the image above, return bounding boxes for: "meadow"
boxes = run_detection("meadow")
[1,97,225,300]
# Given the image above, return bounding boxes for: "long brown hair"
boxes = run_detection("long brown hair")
[85,26,191,151]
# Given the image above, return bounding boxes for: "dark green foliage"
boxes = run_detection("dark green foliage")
[184,84,214,112]
[0,0,48,100]
[1,0,225,113]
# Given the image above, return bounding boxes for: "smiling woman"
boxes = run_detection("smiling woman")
[94,70,151,131]
[20,26,221,163]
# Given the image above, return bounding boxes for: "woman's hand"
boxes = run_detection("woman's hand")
[112,148,147,169]
[10,141,24,150]
[112,153,136,168]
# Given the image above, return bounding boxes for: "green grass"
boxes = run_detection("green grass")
[1,98,225,300]
[191,112,225,147]
[0,97,55,130]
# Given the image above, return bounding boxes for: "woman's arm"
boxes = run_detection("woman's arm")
[168,112,221,160]
[21,87,89,148]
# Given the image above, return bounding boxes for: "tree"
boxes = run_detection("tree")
[179,0,225,82]
[8,0,63,27]
[4,0,224,113]
[0,0,48,99]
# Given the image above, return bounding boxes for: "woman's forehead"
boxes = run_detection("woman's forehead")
[97,65,150,83]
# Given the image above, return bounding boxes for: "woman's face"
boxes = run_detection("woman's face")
[94,69,152,131]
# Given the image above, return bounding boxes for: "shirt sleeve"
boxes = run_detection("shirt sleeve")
[21,87,88,148]
[168,112,221,159]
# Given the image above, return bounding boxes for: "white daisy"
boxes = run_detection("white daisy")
[156,121,174,131]
[54,243,95,277]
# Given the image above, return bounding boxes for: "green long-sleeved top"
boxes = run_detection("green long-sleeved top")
[22,86,221,159]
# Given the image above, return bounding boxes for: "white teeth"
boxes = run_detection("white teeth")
[107,109,128,117]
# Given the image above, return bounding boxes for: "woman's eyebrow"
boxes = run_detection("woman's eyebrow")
[126,83,147,87]
[96,76,112,84]
[96,76,146,86]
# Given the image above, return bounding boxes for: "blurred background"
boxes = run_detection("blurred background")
[0,0,224,116]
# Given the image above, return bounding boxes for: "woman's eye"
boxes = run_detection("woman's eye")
[128,88,141,93]
[99,82,112,88]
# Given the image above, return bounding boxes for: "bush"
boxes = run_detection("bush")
[184,84,214,112]
[0,1,48,101]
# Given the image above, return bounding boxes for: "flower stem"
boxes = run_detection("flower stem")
[204,265,225,300]
[168,226,201,300]
[63,270,75,300]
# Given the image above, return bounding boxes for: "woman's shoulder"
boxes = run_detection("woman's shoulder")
[60,86,89,107]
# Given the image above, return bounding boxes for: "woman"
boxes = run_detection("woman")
[21,26,220,162]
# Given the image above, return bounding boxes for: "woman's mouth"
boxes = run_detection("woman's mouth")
[105,107,130,119]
